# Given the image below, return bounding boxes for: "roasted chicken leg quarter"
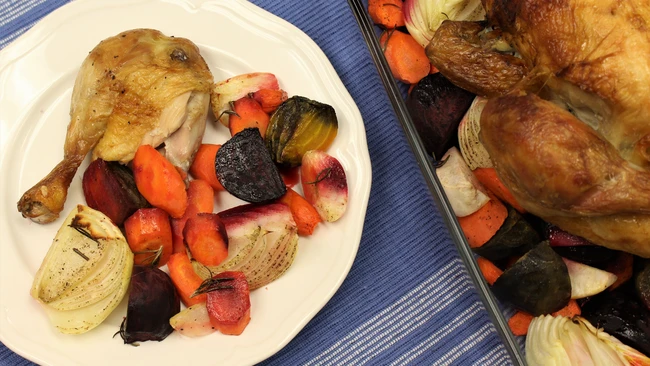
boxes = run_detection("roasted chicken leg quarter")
[17,29,214,224]
[427,0,650,257]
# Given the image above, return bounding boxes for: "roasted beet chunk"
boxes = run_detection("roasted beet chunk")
[405,73,474,160]
[492,241,571,315]
[216,128,287,203]
[580,284,650,356]
[118,265,180,344]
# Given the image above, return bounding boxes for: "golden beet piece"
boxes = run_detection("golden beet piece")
[265,96,338,168]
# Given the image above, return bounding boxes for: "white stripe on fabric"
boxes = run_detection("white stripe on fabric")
[316,272,468,365]
[346,283,474,366]
[305,259,467,365]
[432,323,494,366]
[472,345,509,366]
[386,303,483,366]
[306,259,461,365]
[309,261,463,365]
[0,0,44,26]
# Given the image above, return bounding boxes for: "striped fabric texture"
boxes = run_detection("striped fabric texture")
[0,0,513,365]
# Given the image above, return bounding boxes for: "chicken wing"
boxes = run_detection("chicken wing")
[17,29,213,223]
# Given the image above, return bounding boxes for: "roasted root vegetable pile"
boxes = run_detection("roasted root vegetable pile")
[368,1,650,364]
[28,71,349,344]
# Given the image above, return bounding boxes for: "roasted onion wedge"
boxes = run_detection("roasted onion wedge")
[30,205,133,334]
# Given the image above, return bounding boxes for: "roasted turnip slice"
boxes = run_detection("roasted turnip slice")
[211,73,279,126]
[436,147,489,218]
[169,302,215,338]
[216,128,286,203]
[118,265,180,344]
[300,150,348,222]
[563,258,617,299]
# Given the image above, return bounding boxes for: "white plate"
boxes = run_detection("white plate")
[0,0,372,365]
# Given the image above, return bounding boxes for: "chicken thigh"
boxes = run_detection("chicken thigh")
[427,0,650,256]
[17,29,213,224]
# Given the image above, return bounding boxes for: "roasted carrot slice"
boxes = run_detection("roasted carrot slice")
[167,252,207,307]
[189,144,225,192]
[476,257,503,286]
[457,195,508,248]
[606,252,634,291]
[505,255,522,269]
[508,311,534,336]
[132,144,188,218]
[184,213,229,266]
[473,168,526,213]
[187,179,214,214]
[368,0,405,29]
[407,83,416,96]
[171,179,214,254]
[228,96,270,138]
[552,300,581,318]
[251,89,288,114]
[278,188,321,236]
[124,208,173,266]
[509,300,580,337]
[379,30,429,84]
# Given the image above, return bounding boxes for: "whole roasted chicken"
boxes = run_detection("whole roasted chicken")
[428,0,650,257]
[17,29,214,224]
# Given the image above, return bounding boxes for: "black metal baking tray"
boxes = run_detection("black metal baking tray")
[347,0,527,364]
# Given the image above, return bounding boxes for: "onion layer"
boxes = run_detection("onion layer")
[458,97,493,170]
[403,0,485,48]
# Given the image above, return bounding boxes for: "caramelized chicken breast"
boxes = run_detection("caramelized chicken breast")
[17,29,213,224]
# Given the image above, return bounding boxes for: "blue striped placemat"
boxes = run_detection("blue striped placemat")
[0,0,513,364]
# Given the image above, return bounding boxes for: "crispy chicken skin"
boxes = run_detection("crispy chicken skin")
[428,0,650,256]
[17,29,213,224]
[426,21,528,98]
[481,94,650,217]
[483,0,650,167]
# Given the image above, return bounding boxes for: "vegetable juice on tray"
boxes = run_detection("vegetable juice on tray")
[366,0,650,364]
[20,28,350,344]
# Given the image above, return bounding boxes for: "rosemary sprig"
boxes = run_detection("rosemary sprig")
[305,167,332,185]
[191,277,235,297]
[114,318,140,347]
[432,154,450,168]
[73,248,90,261]
[380,28,396,53]
[133,246,164,267]
[69,223,98,243]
